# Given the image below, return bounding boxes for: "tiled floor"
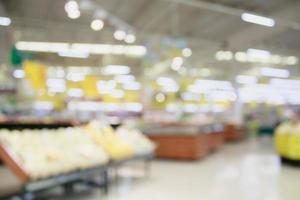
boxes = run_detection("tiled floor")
[49,137,300,200]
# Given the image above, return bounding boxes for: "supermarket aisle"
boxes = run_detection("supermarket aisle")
[57,137,300,200]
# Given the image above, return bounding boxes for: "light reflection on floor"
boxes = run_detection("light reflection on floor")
[50,137,300,200]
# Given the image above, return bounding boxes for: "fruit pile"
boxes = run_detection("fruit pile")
[116,125,156,155]
[0,128,109,180]
[84,121,135,160]
[0,121,155,180]
[275,122,300,160]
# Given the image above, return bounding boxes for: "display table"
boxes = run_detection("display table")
[144,123,224,160]
[224,123,244,141]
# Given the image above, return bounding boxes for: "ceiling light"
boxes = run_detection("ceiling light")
[270,55,282,65]
[58,50,89,58]
[171,57,183,71]
[215,51,233,61]
[124,34,136,43]
[261,67,289,78]
[247,48,271,58]
[68,9,81,19]
[16,41,147,57]
[155,93,166,103]
[65,1,79,12]
[241,13,275,27]
[0,17,11,26]
[13,69,25,79]
[102,65,130,75]
[16,41,70,52]
[114,30,126,41]
[182,48,192,57]
[91,19,104,31]
[284,56,298,65]
[235,52,247,62]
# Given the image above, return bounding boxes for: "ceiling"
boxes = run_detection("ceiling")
[1,0,300,80]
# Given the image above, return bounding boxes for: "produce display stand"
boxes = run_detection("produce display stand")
[145,123,224,160]
[0,140,154,200]
[206,124,225,151]
[224,123,244,141]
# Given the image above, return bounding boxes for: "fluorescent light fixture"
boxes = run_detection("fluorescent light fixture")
[215,51,233,61]
[91,19,104,31]
[124,45,147,57]
[16,41,70,52]
[241,13,275,27]
[270,55,282,64]
[58,50,89,58]
[102,65,130,75]
[261,67,289,78]
[285,56,298,65]
[182,48,192,57]
[247,48,271,59]
[235,52,247,62]
[15,41,147,57]
[0,17,11,26]
[236,75,257,85]
[13,69,25,79]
